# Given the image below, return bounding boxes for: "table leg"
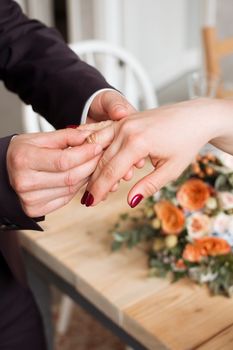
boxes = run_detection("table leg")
[56,295,74,335]
[22,249,163,350]
[23,252,54,350]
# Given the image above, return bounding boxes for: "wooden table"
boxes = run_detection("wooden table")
[20,166,233,350]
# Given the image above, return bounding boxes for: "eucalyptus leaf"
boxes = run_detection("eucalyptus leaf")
[215,174,228,190]
[113,232,127,242]
[111,241,123,251]
[212,164,233,175]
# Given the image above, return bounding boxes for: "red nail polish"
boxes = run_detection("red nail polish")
[85,193,94,207]
[130,194,144,208]
[81,191,89,205]
[66,125,78,129]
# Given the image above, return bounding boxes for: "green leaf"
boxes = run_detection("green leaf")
[211,164,233,175]
[111,241,123,251]
[127,230,140,248]
[112,232,126,242]
[120,213,129,221]
[215,174,228,190]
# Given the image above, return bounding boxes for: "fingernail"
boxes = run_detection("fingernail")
[115,106,126,114]
[94,144,102,155]
[85,192,94,207]
[66,124,78,129]
[130,194,144,208]
[81,191,89,205]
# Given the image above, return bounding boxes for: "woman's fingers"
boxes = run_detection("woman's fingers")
[135,158,146,169]
[127,161,180,207]
[123,167,134,181]
[84,145,146,206]
[110,182,120,192]
[85,122,117,150]
[78,120,113,131]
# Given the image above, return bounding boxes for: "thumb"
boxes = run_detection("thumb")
[103,91,136,120]
[128,161,178,208]
[91,90,136,121]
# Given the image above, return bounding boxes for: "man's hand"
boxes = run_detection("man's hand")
[87,90,136,123]
[6,129,102,217]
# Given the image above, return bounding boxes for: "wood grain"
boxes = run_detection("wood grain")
[202,26,233,99]
[20,164,233,350]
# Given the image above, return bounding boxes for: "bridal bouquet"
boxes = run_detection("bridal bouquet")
[110,152,233,297]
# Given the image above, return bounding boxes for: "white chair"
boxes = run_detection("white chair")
[21,40,157,338]
[22,40,157,133]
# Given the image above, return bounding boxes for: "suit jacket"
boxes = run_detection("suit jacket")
[0,0,112,285]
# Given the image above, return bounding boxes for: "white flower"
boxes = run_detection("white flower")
[213,213,231,234]
[228,216,233,234]
[206,197,218,210]
[153,191,161,201]
[187,213,212,240]
[220,152,233,170]
[213,214,233,246]
[218,192,233,210]
[215,232,233,247]
[200,272,218,283]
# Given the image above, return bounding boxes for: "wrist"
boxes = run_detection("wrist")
[205,99,233,154]
[184,98,233,146]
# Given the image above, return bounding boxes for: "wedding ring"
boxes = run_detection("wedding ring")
[87,133,96,144]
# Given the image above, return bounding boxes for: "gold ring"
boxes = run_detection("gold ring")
[87,134,96,144]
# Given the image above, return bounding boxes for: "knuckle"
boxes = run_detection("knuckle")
[22,204,36,218]
[144,179,159,196]
[10,148,28,170]
[67,185,77,195]
[13,176,30,193]
[56,151,69,172]
[63,128,73,142]
[21,193,34,207]
[120,119,136,136]
[97,156,108,170]
[101,163,115,181]
[63,196,71,206]
[127,133,145,150]
[64,170,77,187]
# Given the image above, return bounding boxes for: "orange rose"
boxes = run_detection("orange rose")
[154,200,185,235]
[183,237,231,262]
[177,178,210,211]
[175,259,187,270]
[183,243,203,262]
[197,237,231,256]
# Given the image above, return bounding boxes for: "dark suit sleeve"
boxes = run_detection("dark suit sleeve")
[0,0,113,231]
[0,136,43,231]
[0,0,113,129]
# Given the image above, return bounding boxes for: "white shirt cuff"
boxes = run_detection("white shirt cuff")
[80,88,116,125]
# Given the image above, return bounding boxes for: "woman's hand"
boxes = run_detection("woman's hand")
[80,98,233,207]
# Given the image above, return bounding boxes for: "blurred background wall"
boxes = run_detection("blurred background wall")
[0,0,232,137]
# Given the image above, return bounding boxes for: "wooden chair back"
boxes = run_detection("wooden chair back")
[202,26,233,98]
